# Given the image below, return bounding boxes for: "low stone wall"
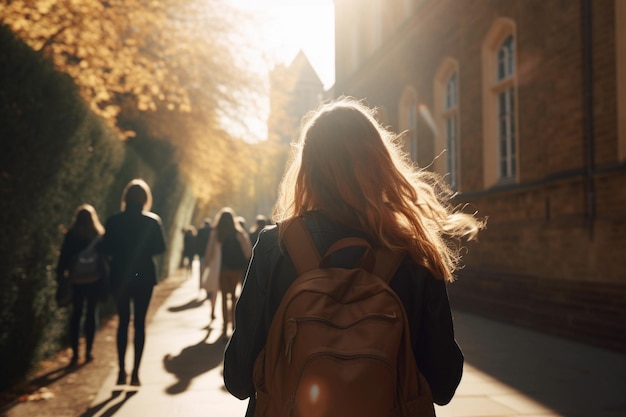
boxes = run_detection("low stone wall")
[449,270,626,353]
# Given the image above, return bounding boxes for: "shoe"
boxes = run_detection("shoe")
[69,355,79,367]
[116,371,127,385]
[130,372,141,386]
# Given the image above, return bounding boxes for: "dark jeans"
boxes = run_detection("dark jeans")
[70,284,99,358]
[113,281,154,374]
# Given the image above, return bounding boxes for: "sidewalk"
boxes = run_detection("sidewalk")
[86,264,626,417]
[438,313,626,417]
[87,262,247,417]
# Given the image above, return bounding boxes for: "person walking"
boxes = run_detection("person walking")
[203,207,251,336]
[223,98,484,415]
[55,204,107,366]
[196,218,212,289]
[101,179,166,386]
[248,214,268,247]
[182,225,197,278]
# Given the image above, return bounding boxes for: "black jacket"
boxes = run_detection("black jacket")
[101,206,166,290]
[224,211,463,415]
[56,231,93,280]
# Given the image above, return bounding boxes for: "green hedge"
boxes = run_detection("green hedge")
[0,24,192,389]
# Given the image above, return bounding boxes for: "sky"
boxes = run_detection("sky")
[229,0,335,90]
[220,0,335,141]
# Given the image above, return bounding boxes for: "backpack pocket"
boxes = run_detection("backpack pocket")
[290,352,396,417]
[402,370,436,417]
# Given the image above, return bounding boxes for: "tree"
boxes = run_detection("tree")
[1,0,265,206]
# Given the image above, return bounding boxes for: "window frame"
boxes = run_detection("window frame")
[495,35,516,180]
[398,86,419,164]
[434,58,461,190]
[482,18,519,188]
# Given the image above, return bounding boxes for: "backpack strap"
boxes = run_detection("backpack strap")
[282,216,405,282]
[373,247,405,284]
[281,217,321,275]
[82,235,101,253]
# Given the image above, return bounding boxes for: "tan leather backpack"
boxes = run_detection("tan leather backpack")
[252,217,435,417]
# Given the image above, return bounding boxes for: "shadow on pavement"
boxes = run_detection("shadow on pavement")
[79,389,137,417]
[162,327,227,395]
[3,362,88,406]
[167,297,205,313]
[29,363,83,388]
[455,311,626,416]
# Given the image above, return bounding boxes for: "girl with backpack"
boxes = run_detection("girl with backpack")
[224,98,484,416]
[55,204,106,366]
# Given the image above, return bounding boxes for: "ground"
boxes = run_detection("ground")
[0,272,187,417]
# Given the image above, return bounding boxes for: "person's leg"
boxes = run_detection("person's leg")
[69,287,84,364]
[220,270,239,334]
[199,256,205,290]
[84,290,99,361]
[129,283,154,386]
[209,291,217,320]
[220,271,228,337]
[187,255,193,277]
[113,287,131,384]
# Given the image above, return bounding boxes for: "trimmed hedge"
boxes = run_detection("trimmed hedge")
[0,24,193,389]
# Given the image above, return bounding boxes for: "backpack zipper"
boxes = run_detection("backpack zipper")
[284,312,397,363]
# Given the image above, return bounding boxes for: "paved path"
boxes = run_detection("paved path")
[440,313,626,417]
[85,265,626,417]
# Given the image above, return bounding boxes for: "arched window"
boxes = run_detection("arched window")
[434,58,460,190]
[399,87,419,163]
[482,18,518,188]
[444,73,459,189]
[496,35,516,179]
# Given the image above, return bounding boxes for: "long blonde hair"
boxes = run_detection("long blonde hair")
[274,97,484,281]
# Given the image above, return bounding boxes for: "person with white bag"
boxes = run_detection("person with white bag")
[203,207,251,336]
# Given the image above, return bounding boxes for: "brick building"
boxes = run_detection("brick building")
[333,0,626,352]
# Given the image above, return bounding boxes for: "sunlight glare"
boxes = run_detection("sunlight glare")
[221,0,334,142]
[228,0,335,90]
[309,384,320,403]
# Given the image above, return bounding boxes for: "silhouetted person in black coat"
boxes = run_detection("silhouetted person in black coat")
[182,225,197,277]
[196,218,212,288]
[101,179,166,387]
[248,214,269,247]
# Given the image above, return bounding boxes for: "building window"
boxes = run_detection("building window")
[434,58,461,190]
[496,36,516,179]
[408,100,418,161]
[482,18,518,188]
[444,73,459,189]
[399,87,419,163]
